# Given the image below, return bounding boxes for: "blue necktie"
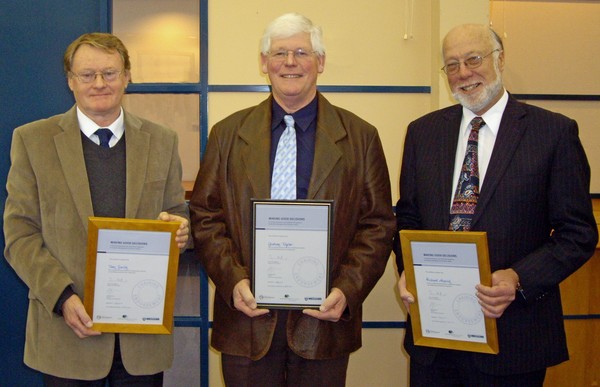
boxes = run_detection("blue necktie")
[95,128,113,148]
[271,115,297,200]
[449,117,485,231]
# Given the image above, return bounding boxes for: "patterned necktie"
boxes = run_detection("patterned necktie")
[271,115,297,200]
[95,128,113,148]
[449,117,485,231]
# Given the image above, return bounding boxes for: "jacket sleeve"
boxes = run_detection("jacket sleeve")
[393,124,422,273]
[3,128,74,313]
[160,131,190,222]
[332,129,396,316]
[511,118,597,302]
[188,126,249,307]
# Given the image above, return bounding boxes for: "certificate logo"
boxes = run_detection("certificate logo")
[292,256,325,288]
[452,293,483,325]
[132,279,164,309]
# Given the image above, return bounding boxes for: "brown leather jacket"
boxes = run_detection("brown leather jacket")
[189,93,395,360]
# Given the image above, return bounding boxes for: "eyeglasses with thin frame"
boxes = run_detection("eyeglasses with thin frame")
[441,49,501,75]
[70,69,123,83]
[267,48,317,62]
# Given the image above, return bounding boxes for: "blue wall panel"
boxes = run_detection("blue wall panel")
[0,1,101,384]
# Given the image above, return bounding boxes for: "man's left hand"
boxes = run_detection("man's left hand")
[303,287,347,322]
[476,268,519,318]
[158,212,189,249]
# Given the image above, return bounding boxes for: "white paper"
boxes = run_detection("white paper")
[412,241,487,343]
[92,229,171,325]
[253,202,331,308]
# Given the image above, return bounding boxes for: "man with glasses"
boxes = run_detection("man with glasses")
[4,32,190,385]
[394,24,597,386]
[189,13,395,386]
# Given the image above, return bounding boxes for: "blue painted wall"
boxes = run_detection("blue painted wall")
[0,1,101,383]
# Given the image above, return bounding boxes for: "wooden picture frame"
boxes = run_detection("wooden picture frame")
[84,217,181,334]
[400,230,499,354]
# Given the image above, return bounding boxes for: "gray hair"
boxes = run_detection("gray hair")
[260,13,325,56]
[489,27,503,51]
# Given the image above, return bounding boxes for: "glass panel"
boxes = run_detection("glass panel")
[112,0,200,83]
[175,249,201,316]
[121,93,200,184]
[164,327,201,386]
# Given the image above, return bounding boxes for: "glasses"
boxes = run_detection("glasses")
[441,49,501,75]
[267,48,316,62]
[70,69,123,83]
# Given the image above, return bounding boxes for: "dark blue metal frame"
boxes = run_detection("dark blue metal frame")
[105,0,210,385]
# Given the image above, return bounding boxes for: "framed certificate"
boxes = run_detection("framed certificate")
[251,200,333,309]
[399,230,499,354]
[84,217,181,334]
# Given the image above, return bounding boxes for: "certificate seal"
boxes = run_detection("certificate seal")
[452,293,483,325]
[292,256,325,288]
[132,279,164,309]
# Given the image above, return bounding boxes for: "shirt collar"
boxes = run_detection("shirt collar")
[461,89,508,137]
[271,96,318,132]
[77,106,125,140]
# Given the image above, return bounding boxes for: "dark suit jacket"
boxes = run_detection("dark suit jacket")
[394,95,598,375]
[189,93,395,360]
[3,105,189,379]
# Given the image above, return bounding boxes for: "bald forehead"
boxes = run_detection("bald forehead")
[443,24,493,56]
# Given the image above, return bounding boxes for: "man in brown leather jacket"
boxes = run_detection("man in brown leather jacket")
[189,12,395,386]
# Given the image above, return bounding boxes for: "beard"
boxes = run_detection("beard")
[452,63,503,114]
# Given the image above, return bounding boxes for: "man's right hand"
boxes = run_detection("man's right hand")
[233,279,270,318]
[61,294,101,338]
[397,271,415,311]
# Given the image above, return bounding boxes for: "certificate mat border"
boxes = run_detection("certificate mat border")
[251,199,333,309]
[399,230,499,354]
[84,217,181,334]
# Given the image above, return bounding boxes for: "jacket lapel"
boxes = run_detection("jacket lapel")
[238,98,272,199]
[440,106,463,225]
[123,112,151,218]
[55,106,94,230]
[471,96,527,227]
[237,93,345,200]
[307,94,343,199]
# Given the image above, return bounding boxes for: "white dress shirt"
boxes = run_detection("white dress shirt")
[77,106,125,148]
[450,89,509,206]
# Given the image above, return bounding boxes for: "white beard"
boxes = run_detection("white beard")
[453,62,503,114]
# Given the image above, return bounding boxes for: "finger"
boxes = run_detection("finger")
[302,308,322,319]
[398,272,415,303]
[233,298,269,317]
[303,307,340,322]
[65,315,100,338]
[74,306,101,337]
[247,308,270,318]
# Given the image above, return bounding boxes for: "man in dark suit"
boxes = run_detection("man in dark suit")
[189,13,395,386]
[4,33,189,385]
[394,24,598,386]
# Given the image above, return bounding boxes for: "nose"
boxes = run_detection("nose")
[456,63,473,78]
[284,51,297,65]
[92,73,108,86]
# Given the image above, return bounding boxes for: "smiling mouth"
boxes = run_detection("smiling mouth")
[459,83,481,92]
[282,74,301,79]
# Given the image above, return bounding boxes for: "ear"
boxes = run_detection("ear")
[260,53,269,74]
[317,54,326,74]
[67,75,75,91]
[497,50,505,72]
